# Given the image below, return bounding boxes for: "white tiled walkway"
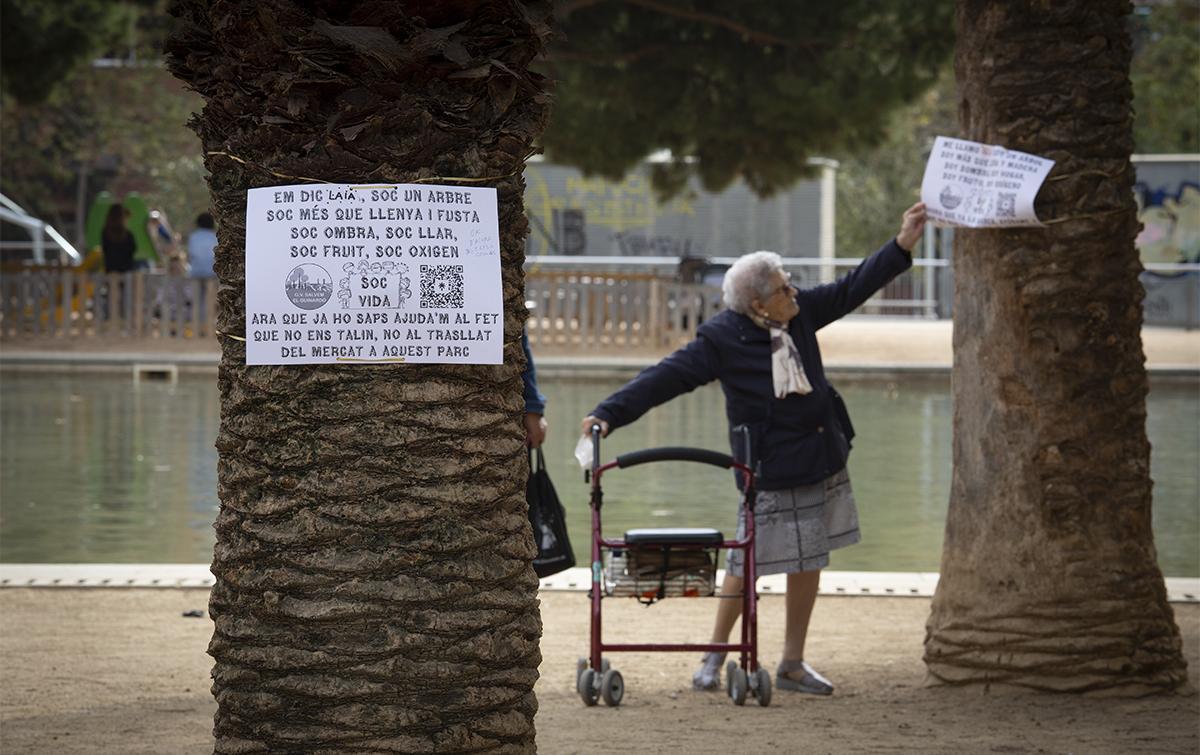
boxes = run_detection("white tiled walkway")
[1,564,1195,603]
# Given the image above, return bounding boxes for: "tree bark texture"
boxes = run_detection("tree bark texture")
[925,0,1189,695]
[166,1,552,750]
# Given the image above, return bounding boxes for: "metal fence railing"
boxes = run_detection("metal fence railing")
[1,271,217,340]
[523,262,944,351]
[3,259,1193,346]
[524,274,720,351]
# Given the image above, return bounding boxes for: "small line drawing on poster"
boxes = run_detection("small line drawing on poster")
[285,264,333,310]
[337,260,412,310]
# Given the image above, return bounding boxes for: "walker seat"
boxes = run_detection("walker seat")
[604,527,723,601]
[622,527,724,545]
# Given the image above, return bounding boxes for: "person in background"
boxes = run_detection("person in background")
[147,210,179,267]
[581,203,927,696]
[522,330,548,448]
[100,204,136,273]
[187,212,217,279]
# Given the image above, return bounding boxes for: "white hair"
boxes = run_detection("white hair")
[722,251,784,315]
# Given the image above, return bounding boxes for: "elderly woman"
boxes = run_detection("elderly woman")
[581,202,927,695]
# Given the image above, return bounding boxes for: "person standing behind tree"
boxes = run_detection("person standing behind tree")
[522,330,548,448]
[100,204,136,273]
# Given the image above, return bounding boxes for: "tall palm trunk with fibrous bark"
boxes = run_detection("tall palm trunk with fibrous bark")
[165,1,552,750]
[925,0,1189,695]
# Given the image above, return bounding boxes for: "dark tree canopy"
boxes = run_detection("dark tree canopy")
[1130,0,1200,153]
[540,0,955,196]
[0,0,130,104]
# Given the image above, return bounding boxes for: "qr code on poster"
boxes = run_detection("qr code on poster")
[997,192,1017,218]
[420,264,465,308]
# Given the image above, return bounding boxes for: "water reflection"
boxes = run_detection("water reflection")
[0,372,219,563]
[0,371,1195,576]
[543,376,957,573]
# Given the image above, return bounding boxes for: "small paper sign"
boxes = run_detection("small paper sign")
[244,183,502,365]
[920,136,1055,228]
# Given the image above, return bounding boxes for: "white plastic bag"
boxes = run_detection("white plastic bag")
[574,435,594,469]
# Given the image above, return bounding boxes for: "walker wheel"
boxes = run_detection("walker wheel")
[728,666,748,706]
[575,657,588,693]
[753,668,772,707]
[578,669,598,706]
[600,657,611,674]
[600,668,625,707]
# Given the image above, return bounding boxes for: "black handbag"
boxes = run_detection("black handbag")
[527,448,575,578]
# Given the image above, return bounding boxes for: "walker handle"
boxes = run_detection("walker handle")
[614,447,734,469]
[591,424,603,470]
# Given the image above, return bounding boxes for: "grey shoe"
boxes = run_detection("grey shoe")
[692,652,726,690]
[776,660,833,695]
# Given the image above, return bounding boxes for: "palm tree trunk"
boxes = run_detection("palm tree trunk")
[924,0,1189,694]
[166,1,552,750]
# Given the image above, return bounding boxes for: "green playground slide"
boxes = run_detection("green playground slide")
[123,193,158,265]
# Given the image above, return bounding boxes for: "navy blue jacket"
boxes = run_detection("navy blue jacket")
[521,330,546,414]
[591,239,912,490]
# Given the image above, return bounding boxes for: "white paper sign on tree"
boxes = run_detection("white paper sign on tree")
[921,136,1055,228]
[244,183,503,366]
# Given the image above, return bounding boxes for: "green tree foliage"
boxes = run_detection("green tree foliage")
[541,1,955,197]
[1130,0,1200,153]
[834,68,957,257]
[0,0,129,104]
[1,0,204,247]
[0,64,207,244]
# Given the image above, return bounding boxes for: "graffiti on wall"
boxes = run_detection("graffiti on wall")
[612,231,704,257]
[1136,180,1200,327]
[1136,182,1200,264]
[525,168,698,255]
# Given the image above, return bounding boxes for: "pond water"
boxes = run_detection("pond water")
[1,371,1196,576]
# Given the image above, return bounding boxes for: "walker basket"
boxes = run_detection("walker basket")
[603,528,722,602]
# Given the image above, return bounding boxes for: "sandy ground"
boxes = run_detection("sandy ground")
[1,589,1196,754]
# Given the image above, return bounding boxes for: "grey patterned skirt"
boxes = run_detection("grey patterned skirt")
[725,468,860,577]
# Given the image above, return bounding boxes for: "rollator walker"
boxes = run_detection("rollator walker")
[575,424,771,707]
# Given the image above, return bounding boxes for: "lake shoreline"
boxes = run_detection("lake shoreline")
[3,563,1198,602]
[2,319,1197,375]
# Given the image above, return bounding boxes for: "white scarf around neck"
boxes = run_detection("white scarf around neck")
[750,313,813,398]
